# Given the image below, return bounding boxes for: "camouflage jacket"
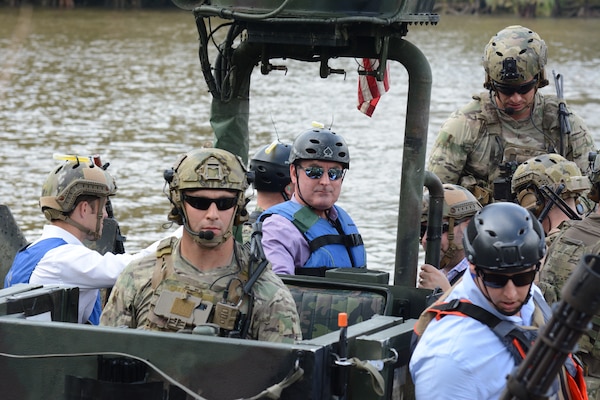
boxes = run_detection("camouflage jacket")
[427,91,594,202]
[100,237,302,343]
[539,213,600,369]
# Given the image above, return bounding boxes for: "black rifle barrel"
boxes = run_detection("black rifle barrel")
[501,253,600,400]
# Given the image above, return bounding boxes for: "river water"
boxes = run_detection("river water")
[1,8,599,278]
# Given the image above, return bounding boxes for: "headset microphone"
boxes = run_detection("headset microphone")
[197,230,215,240]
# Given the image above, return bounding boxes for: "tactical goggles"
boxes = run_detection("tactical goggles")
[302,166,345,181]
[183,194,237,211]
[420,222,450,240]
[493,79,537,96]
[478,269,537,289]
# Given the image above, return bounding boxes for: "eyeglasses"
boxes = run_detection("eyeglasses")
[302,166,345,181]
[183,194,238,211]
[420,222,450,240]
[493,80,537,96]
[479,269,537,289]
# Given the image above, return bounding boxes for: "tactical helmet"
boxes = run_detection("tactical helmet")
[422,184,482,224]
[40,159,117,221]
[289,127,350,169]
[249,142,291,192]
[483,25,548,89]
[463,202,546,273]
[511,153,589,214]
[165,147,249,225]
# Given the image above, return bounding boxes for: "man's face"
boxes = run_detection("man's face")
[291,161,345,210]
[182,188,237,238]
[420,219,468,266]
[81,197,107,241]
[493,78,537,120]
[474,265,537,315]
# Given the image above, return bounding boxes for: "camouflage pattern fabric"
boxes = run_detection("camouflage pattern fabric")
[427,91,594,204]
[287,284,386,340]
[539,213,600,386]
[100,238,302,343]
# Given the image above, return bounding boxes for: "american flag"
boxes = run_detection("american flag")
[357,58,390,117]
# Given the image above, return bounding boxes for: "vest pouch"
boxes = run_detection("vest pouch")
[153,290,213,331]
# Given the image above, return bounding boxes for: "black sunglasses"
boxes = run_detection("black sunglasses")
[420,222,450,240]
[302,166,345,181]
[479,269,537,289]
[493,79,537,96]
[183,194,238,211]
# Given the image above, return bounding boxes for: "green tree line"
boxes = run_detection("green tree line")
[1,0,599,17]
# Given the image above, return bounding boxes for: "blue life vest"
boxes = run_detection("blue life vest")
[4,237,102,324]
[262,202,366,276]
[4,238,68,288]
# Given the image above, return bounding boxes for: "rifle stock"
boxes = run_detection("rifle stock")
[501,254,600,399]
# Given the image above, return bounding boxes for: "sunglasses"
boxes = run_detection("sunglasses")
[183,194,238,211]
[302,166,345,181]
[479,269,537,289]
[420,222,450,240]
[493,80,537,96]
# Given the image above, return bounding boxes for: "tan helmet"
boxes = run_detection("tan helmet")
[511,153,589,215]
[40,159,116,222]
[165,147,250,231]
[422,184,482,270]
[422,183,482,224]
[482,25,548,90]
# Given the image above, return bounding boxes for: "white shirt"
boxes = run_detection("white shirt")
[409,269,540,400]
[29,224,157,323]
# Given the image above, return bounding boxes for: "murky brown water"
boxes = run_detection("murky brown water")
[1,8,599,276]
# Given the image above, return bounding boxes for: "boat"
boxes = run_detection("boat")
[0,1,442,399]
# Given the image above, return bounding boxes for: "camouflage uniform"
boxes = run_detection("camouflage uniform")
[427,91,594,204]
[540,214,600,399]
[100,237,302,343]
[428,25,595,205]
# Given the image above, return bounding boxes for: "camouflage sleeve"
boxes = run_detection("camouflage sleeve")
[249,269,302,343]
[567,111,596,173]
[427,109,479,185]
[100,255,155,329]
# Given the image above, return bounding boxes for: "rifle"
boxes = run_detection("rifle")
[91,155,126,255]
[553,70,572,157]
[501,253,600,400]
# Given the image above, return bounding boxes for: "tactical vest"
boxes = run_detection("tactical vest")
[145,237,251,336]
[261,202,366,276]
[541,215,600,373]
[463,93,567,203]
[412,291,587,400]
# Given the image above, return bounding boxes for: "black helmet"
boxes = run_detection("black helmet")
[463,202,545,273]
[289,127,350,169]
[249,142,291,192]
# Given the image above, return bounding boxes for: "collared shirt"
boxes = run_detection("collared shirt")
[28,224,156,323]
[446,257,469,284]
[262,194,339,275]
[410,269,540,399]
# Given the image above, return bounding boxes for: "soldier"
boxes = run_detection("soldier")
[260,126,366,276]
[4,157,157,324]
[418,184,482,293]
[100,147,302,343]
[410,202,586,399]
[417,183,481,292]
[511,153,589,245]
[539,152,600,399]
[427,25,594,206]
